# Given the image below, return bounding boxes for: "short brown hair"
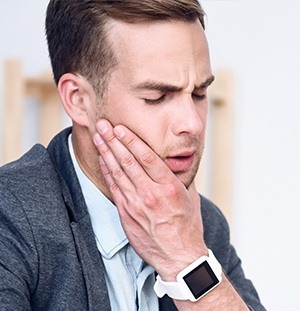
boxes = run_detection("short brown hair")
[46,0,205,97]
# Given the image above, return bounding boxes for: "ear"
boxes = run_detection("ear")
[58,73,96,127]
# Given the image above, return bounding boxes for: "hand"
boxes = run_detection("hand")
[93,119,208,280]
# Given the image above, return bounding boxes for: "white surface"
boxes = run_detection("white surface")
[1,1,299,309]
[202,1,300,309]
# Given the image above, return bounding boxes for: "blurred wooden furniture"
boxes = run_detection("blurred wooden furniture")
[196,69,234,223]
[1,59,62,164]
[1,60,234,222]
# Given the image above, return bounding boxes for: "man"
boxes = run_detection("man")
[0,0,266,310]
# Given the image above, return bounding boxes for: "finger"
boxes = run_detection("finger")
[187,181,201,206]
[187,180,197,194]
[98,154,121,195]
[98,152,140,220]
[95,120,156,186]
[93,131,135,195]
[98,154,144,231]
[113,124,175,185]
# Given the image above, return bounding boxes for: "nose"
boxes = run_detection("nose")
[171,96,205,137]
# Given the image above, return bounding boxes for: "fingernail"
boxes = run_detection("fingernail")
[97,121,108,134]
[114,126,125,139]
[93,133,104,146]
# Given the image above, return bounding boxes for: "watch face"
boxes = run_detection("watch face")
[183,260,220,299]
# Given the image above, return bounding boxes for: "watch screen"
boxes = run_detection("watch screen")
[183,260,219,299]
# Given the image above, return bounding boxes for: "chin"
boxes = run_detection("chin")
[176,157,201,188]
[176,170,198,189]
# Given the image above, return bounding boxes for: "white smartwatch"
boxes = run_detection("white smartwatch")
[154,249,222,302]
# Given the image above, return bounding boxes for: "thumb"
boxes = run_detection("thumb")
[187,181,200,206]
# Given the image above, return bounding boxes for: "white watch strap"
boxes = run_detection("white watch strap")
[153,249,222,300]
[154,275,186,299]
[206,249,223,275]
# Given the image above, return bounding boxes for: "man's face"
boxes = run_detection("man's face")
[97,20,212,188]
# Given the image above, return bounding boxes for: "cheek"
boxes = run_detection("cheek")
[85,105,101,136]
[111,106,166,152]
[104,88,168,152]
[125,115,164,148]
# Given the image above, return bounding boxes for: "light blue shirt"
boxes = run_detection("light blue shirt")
[69,136,159,311]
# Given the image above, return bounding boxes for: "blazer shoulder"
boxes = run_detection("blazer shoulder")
[0,144,52,178]
[0,144,63,197]
[0,144,71,234]
[201,195,230,234]
[200,195,231,257]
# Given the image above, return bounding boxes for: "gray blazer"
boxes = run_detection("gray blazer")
[0,128,265,310]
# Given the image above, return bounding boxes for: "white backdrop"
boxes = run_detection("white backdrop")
[1,1,300,310]
[202,1,300,309]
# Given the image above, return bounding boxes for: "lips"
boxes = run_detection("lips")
[164,150,196,172]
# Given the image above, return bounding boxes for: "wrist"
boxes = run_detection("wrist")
[158,247,209,281]
[154,249,222,302]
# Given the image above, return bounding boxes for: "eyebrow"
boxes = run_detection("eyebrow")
[131,75,215,93]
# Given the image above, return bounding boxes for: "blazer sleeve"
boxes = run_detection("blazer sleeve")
[0,184,38,311]
[201,196,266,311]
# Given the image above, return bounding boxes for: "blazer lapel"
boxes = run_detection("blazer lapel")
[70,217,111,310]
[48,128,111,310]
[159,295,178,310]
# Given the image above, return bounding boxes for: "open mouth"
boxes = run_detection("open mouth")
[165,154,195,172]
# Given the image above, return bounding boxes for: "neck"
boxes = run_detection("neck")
[71,124,113,201]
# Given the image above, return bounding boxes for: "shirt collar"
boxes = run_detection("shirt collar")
[68,135,128,259]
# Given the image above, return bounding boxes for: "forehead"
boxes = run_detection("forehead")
[108,20,211,89]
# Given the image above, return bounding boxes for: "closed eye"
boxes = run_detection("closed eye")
[144,92,206,105]
[144,94,167,105]
[192,93,206,101]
